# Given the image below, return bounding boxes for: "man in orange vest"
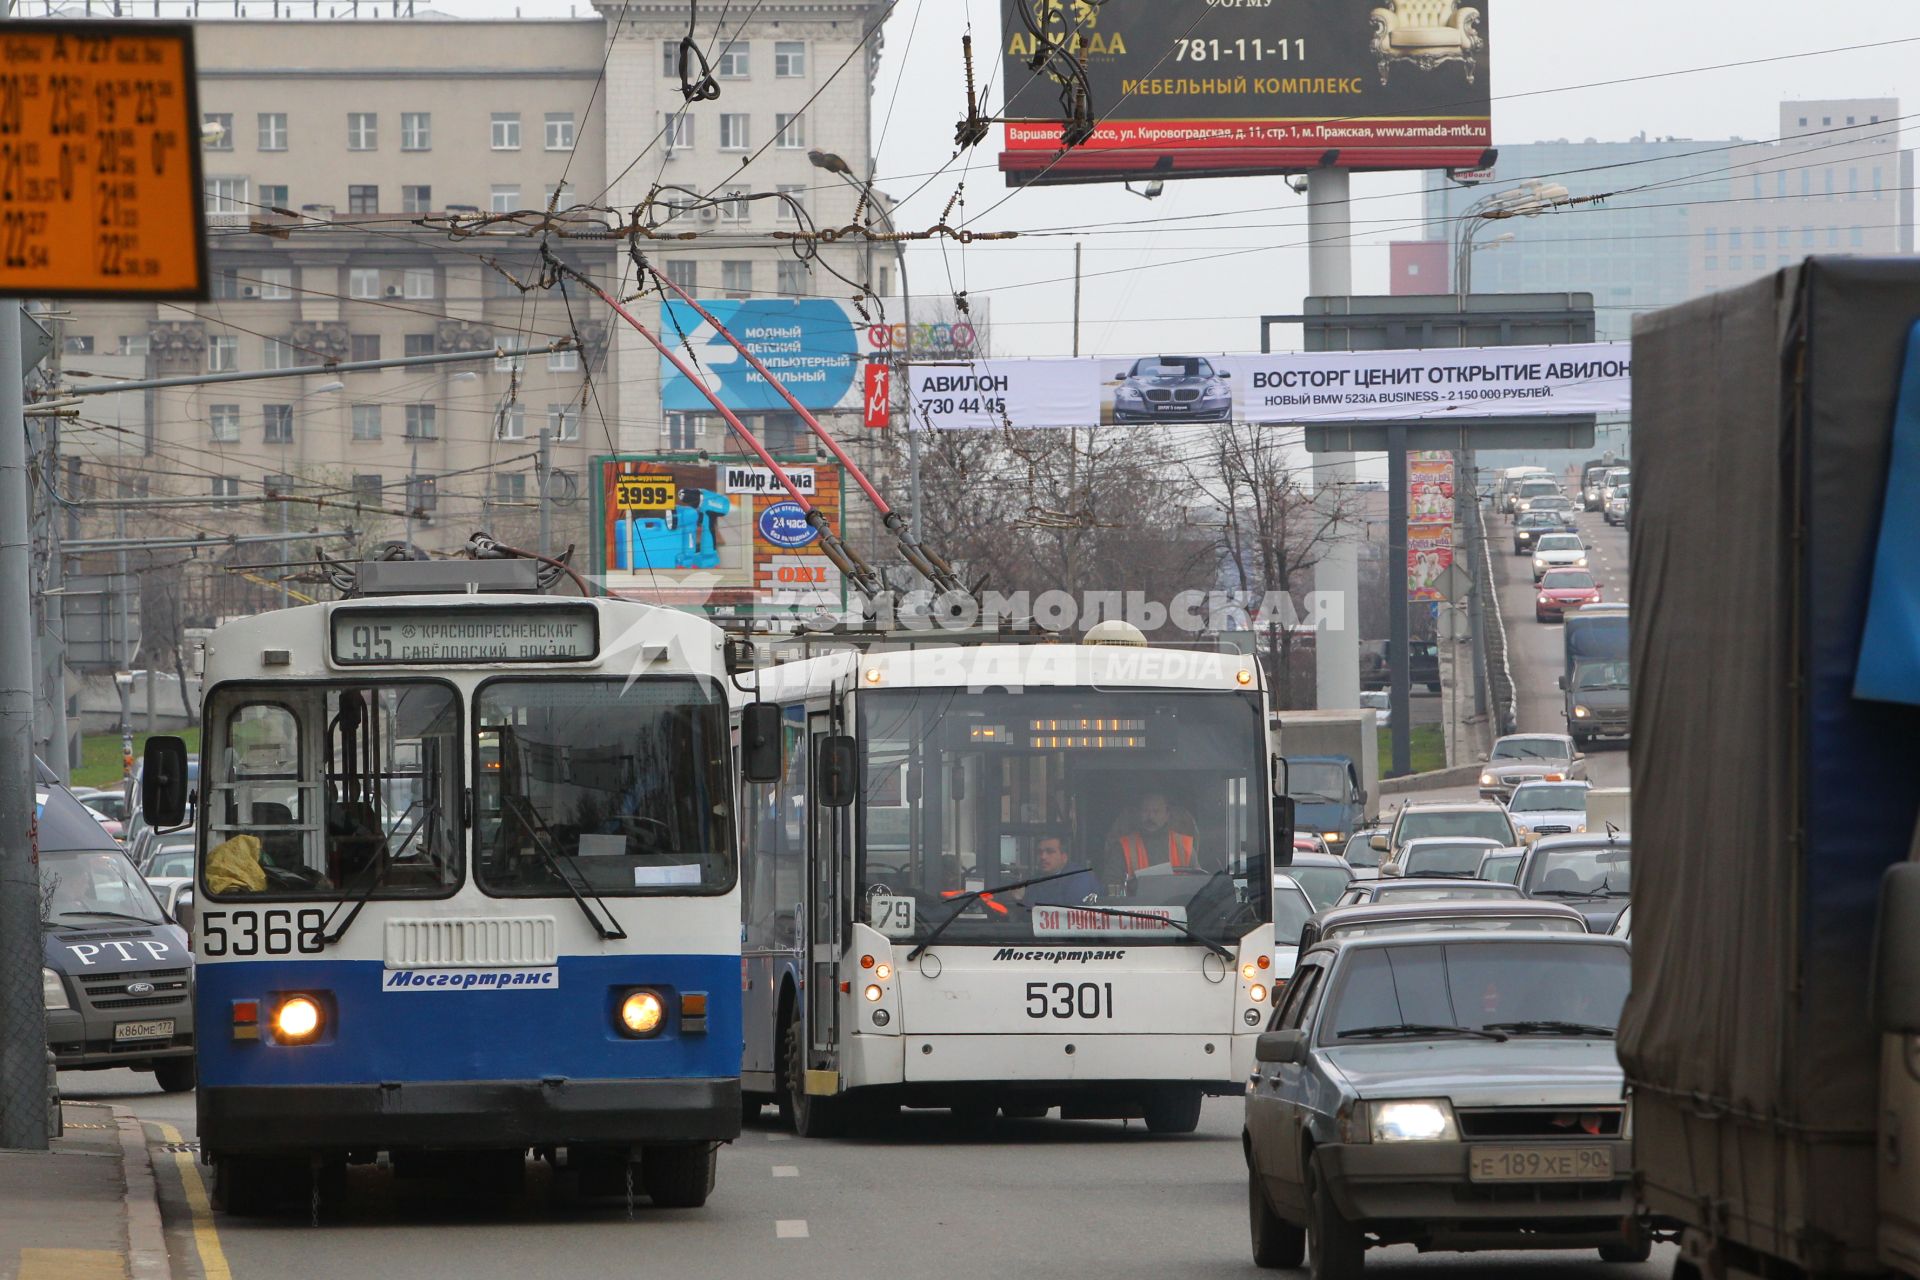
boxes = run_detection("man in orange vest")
[1111,791,1196,879]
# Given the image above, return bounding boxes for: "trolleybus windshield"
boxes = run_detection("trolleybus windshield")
[473,678,734,897]
[855,688,1270,947]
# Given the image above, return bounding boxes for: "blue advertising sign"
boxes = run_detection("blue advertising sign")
[758,501,818,549]
[660,298,862,412]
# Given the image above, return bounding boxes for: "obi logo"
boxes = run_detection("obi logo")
[758,501,818,548]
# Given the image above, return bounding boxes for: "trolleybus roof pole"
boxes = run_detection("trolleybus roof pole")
[560,268,886,602]
[643,264,970,600]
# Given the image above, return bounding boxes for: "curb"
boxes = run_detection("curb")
[111,1107,172,1280]
[1378,763,1484,795]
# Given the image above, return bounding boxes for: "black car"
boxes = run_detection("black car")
[1112,356,1232,423]
[1517,833,1632,932]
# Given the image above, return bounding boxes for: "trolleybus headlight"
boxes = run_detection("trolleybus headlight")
[272,995,323,1044]
[874,963,892,980]
[618,990,666,1037]
[1249,984,1268,1003]
[863,984,883,1003]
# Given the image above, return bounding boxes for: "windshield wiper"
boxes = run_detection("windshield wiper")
[57,910,162,925]
[905,869,1084,962]
[320,798,442,948]
[42,918,84,930]
[1528,888,1605,901]
[1482,1020,1616,1038]
[1339,1023,1509,1042]
[504,795,627,941]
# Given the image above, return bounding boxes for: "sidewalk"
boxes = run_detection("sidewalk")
[0,1103,169,1280]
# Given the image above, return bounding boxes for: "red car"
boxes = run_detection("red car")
[1536,568,1603,621]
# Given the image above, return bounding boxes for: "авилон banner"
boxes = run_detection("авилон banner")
[908,343,1630,430]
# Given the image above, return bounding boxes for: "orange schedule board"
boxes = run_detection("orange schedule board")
[0,23,205,298]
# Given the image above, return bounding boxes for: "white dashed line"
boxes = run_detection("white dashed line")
[777,1219,811,1239]
[772,1165,799,1178]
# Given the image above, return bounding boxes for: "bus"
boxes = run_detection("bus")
[139,559,743,1213]
[734,630,1285,1137]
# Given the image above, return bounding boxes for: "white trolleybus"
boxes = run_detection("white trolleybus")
[734,624,1290,1136]
[138,557,744,1212]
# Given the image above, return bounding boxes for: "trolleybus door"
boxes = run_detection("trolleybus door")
[807,713,844,1072]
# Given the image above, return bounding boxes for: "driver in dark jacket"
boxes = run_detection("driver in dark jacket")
[1024,833,1102,907]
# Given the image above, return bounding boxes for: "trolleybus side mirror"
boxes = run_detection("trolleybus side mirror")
[1273,795,1297,868]
[141,736,190,829]
[817,734,858,808]
[740,703,782,784]
[1872,862,1920,1035]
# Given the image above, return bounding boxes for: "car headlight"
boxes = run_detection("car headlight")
[1538,594,1551,604]
[1116,387,1142,402]
[1203,385,1229,399]
[1573,705,1591,718]
[1323,832,1342,843]
[1479,773,1496,786]
[43,968,69,1011]
[1371,1099,1458,1142]
[1575,557,1588,566]
[619,989,666,1037]
[272,994,324,1044]
[1576,823,1587,832]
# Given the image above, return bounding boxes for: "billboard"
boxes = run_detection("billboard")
[1408,452,1455,602]
[998,0,1494,186]
[592,456,846,614]
[910,343,1631,430]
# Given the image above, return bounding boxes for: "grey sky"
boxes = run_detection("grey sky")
[438,1,1915,358]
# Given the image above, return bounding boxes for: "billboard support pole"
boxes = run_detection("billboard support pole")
[1305,168,1362,714]
[1387,429,1412,778]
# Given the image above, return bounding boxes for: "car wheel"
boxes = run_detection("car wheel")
[1306,1160,1366,1280]
[1143,1087,1204,1134]
[1250,1163,1306,1268]
[153,1056,196,1093]
[784,1014,842,1138]
[641,1143,717,1208]
[1597,1224,1653,1264]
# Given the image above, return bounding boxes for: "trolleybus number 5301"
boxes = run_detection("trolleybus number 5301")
[1025,981,1115,1020]
[201,909,328,956]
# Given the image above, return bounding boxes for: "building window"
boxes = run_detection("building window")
[719,114,749,151]
[1828,226,1841,247]
[1728,256,1743,270]
[1727,227,1743,249]
[491,112,520,150]
[547,403,580,441]
[494,473,528,503]
[545,112,575,151]
[1851,225,1865,247]
[352,473,383,505]
[665,113,694,151]
[666,412,708,449]
[404,404,438,440]
[258,183,288,211]
[491,185,520,213]
[775,183,806,222]
[774,113,804,149]
[402,268,435,300]
[1705,227,1718,250]
[1704,256,1718,272]
[716,45,749,79]
[347,112,377,150]
[352,405,382,440]
[118,334,150,358]
[348,185,379,215]
[264,404,294,444]
[660,40,680,76]
[721,260,752,297]
[256,266,293,299]
[203,112,233,150]
[406,475,438,514]
[404,333,435,357]
[1873,167,1884,196]
[211,476,241,501]
[263,338,300,370]
[776,259,808,297]
[208,335,239,372]
[497,401,525,440]
[400,112,431,151]
[349,333,380,363]
[719,188,749,222]
[495,334,526,373]
[1776,227,1789,249]
[664,259,697,292]
[258,112,287,151]
[347,267,380,299]
[401,185,433,214]
[1776,171,1787,198]
[1848,166,1859,196]
[544,184,576,212]
[209,405,241,443]
[1798,116,1808,127]
[204,177,249,215]
[264,473,295,500]
[548,347,578,372]
[774,40,805,77]
[1801,226,1815,248]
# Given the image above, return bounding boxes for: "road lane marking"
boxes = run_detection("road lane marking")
[766,1133,792,1142]
[772,1166,799,1177]
[776,1219,810,1239]
[17,1250,123,1280]
[154,1123,231,1280]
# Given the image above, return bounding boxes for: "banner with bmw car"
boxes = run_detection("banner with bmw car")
[907,342,1630,430]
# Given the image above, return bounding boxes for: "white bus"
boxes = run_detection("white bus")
[736,632,1285,1136]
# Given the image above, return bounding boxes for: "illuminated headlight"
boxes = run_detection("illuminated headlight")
[1575,557,1588,566]
[1370,1099,1458,1142]
[43,968,69,1011]
[1249,983,1268,1003]
[1517,532,1533,542]
[1479,773,1496,786]
[1576,824,1588,832]
[1323,832,1341,843]
[618,990,666,1037]
[863,984,883,1002]
[1537,594,1551,605]
[1573,705,1591,718]
[272,995,323,1044]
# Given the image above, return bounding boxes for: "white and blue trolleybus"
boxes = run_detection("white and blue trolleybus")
[140,558,744,1211]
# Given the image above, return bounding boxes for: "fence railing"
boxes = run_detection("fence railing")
[1475,498,1519,738]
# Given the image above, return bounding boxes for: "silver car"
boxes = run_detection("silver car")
[1245,932,1645,1272]
[1479,733,1586,801]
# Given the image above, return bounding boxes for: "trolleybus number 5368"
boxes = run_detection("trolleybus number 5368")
[1025,981,1115,1020]
[201,909,328,956]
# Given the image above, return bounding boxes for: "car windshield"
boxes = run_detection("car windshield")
[1343,832,1384,868]
[1517,514,1558,528]
[1535,535,1582,551]
[1373,881,1519,904]
[1524,842,1632,899]
[1323,940,1630,1041]
[1530,497,1571,511]
[1131,357,1211,377]
[1508,784,1589,813]
[1286,865,1353,910]
[1287,762,1349,803]
[1396,809,1515,845]
[848,688,1270,948]
[475,678,735,897]
[1273,883,1314,944]
[40,849,166,925]
[1491,737,1571,764]
[1518,482,1558,496]
[82,794,129,822]
[146,850,195,879]
[1403,841,1496,877]
[1576,660,1631,691]
[1541,571,1595,590]
[1478,854,1522,884]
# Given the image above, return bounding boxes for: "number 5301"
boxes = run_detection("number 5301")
[1025,981,1113,1020]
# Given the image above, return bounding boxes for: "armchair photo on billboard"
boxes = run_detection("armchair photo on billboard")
[593,456,846,615]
